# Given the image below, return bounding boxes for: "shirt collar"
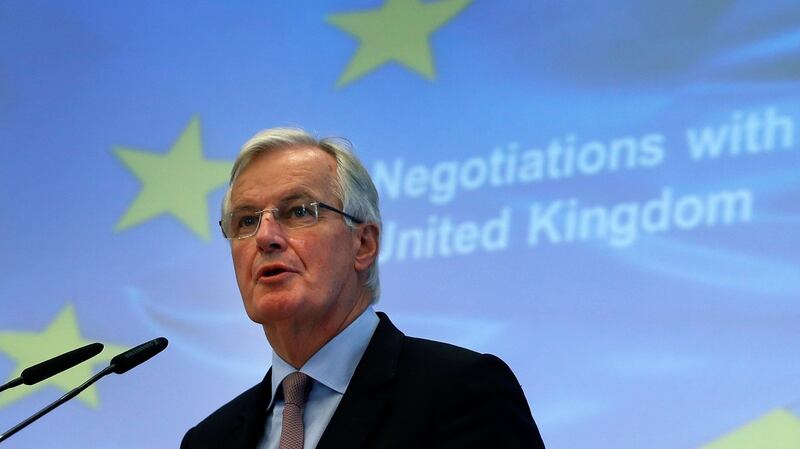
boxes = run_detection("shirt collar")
[268,307,379,409]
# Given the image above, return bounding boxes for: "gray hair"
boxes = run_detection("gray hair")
[222,128,382,301]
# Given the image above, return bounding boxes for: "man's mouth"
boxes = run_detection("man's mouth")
[257,264,295,281]
[262,268,287,277]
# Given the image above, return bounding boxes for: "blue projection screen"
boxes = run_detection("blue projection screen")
[2,1,799,448]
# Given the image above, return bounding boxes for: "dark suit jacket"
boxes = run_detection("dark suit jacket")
[181,313,545,448]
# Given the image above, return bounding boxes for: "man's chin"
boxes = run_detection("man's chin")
[243,295,301,325]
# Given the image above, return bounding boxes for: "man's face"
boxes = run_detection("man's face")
[228,146,371,331]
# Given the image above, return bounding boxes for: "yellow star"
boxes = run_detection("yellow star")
[699,409,800,449]
[114,117,232,240]
[327,0,472,87]
[0,304,130,409]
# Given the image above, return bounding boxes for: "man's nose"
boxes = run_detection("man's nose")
[255,211,287,253]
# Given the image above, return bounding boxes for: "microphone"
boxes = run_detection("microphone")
[110,336,168,374]
[0,343,104,393]
[0,337,168,443]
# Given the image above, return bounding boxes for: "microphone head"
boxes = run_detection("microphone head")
[110,337,168,374]
[20,342,104,385]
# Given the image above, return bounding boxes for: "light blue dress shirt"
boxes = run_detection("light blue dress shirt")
[258,307,380,449]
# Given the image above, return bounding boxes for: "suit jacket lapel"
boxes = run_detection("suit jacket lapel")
[230,369,273,449]
[316,312,404,449]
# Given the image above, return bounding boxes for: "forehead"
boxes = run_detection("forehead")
[230,145,337,205]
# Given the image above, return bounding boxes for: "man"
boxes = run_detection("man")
[181,128,546,449]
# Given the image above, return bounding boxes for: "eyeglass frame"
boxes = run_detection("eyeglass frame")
[219,201,364,240]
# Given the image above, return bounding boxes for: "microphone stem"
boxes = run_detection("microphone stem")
[0,366,114,443]
[0,378,23,394]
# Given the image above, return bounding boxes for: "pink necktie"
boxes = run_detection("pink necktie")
[278,372,310,449]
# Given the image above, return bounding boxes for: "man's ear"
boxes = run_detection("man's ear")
[354,223,379,272]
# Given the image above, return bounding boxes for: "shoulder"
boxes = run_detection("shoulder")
[397,337,544,448]
[368,320,544,448]
[194,382,263,428]
[180,381,268,449]
[370,313,522,386]
[401,335,506,373]
[398,335,524,396]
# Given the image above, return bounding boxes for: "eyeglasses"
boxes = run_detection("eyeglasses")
[219,201,363,240]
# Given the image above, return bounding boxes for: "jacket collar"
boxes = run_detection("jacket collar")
[315,312,404,449]
[228,370,272,448]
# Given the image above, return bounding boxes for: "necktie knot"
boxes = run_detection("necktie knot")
[282,371,310,406]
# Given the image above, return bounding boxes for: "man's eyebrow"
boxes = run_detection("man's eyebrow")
[278,192,316,203]
[229,192,317,211]
[228,203,259,213]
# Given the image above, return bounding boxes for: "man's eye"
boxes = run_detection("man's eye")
[291,205,310,218]
[238,215,259,228]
